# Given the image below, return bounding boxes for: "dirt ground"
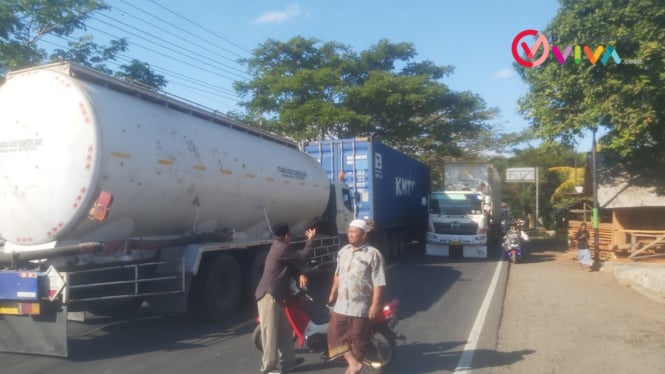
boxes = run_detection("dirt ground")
[489,240,665,374]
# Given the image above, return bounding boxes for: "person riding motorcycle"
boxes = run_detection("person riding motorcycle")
[502,222,530,255]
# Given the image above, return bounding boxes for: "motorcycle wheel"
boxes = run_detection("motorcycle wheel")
[363,324,397,372]
[511,251,518,264]
[252,324,263,352]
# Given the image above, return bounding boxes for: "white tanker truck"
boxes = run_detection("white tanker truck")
[0,62,358,356]
[0,62,430,357]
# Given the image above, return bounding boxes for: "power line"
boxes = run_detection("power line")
[101,4,249,76]
[87,19,246,83]
[89,1,256,112]
[41,37,242,112]
[143,0,252,57]
[38,1,258,113]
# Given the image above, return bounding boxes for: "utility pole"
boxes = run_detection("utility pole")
[592,128,600,269]
[535,167,539,231]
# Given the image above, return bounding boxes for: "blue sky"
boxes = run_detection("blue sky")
[45,0,601,151]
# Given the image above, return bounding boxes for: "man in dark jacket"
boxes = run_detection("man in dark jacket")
[255,223,316,374]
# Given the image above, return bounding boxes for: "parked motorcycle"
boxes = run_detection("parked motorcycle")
[252,280,401,372]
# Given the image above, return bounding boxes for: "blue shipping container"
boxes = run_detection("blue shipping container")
[304,139,430,235]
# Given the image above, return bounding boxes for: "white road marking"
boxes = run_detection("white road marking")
[455,259,505,373]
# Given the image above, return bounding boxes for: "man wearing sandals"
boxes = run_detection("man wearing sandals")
[327,219,386,374]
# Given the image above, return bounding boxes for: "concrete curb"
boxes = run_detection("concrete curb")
[602,261,665,304]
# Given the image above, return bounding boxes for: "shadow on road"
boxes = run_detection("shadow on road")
[383,253,462,319]
[66,305,257,361]
[62,251,461,361]
[378,340,536,373]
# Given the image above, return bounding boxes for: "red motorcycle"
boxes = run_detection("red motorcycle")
[252,280,401,372]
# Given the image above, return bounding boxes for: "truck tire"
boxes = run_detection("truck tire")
[194,254,242,321]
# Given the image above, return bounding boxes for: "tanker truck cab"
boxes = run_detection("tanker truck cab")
[332,181,356,234]
[314,180,355,242]
[426,191,489,257]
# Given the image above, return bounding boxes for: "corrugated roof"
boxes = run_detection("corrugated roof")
[588,153,665,209]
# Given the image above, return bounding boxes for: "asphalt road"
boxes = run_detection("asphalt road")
[0,248,511,374]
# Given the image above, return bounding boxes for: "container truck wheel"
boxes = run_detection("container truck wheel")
[193,254,242,321]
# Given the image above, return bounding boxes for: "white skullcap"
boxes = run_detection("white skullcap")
[349,219,369,232]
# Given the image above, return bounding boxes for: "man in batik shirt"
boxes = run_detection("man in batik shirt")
[327,219,386,374]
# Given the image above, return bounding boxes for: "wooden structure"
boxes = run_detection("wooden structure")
[567,220,613,261]
[578,153,665,261]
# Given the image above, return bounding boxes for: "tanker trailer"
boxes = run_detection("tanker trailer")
[0,62,354,356]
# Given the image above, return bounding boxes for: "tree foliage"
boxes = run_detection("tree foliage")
[49,34,126,74]
[548,166,585,203]
[517,0,665,176]
[500,143,581,228]
[236,36,499,164]
[114,59,167,90]
[0,0,165,89]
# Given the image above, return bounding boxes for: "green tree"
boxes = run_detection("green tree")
[235,36,361,140]
[0,0,164,88]
[0,0,108,75]
[236,36,498,164]
[114,59,167,90]
[517,0,665,177]
[49,34,127,74]
[548,165,585,205]
[501,142,580,229]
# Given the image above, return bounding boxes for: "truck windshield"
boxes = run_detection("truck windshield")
[429,192,484,215]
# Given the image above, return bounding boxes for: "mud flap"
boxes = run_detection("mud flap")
[0,302,68,357]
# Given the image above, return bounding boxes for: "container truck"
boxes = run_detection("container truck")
[426,162,501,258]
[304,139,430,259]
[0,62,360,356]
[0,62,430,357]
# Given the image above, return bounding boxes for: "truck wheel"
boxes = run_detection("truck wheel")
[197,254,242,321]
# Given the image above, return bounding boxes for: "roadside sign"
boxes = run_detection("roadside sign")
[506,167,536,182]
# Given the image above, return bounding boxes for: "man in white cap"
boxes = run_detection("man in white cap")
[327,219,386,374]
